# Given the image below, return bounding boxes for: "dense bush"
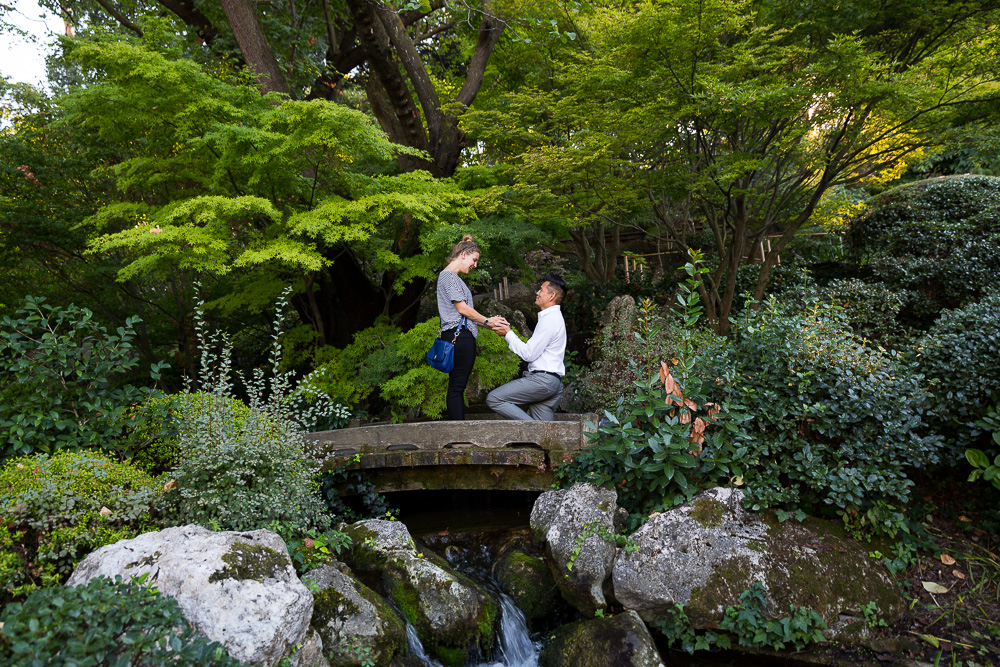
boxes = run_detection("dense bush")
[699,298,943,533]
[846,175,1000,326]
[0,296,168,462]
[777,278,917,349]
[558,262,747,527]
[162,298,336,532]
[303,316,521,420]
[0,575,243,666]
[915,293,1000,456]
[0,451,162,602]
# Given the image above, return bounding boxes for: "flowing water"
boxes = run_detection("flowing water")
[404,593,540,667]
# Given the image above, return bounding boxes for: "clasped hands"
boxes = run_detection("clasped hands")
[486,316,511,336]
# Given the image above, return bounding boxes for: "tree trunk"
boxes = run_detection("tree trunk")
[219,0,294,98]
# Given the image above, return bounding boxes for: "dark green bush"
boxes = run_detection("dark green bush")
[915,293,1000,456]
[0,296,168,462]
[0,575,244,666]
[0,451,162,602]
[777,278,917,349]
[699,298,943,533]
[846,175,1000,326]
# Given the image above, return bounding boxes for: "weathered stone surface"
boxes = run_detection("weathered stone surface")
[303,564,406,667]
[67,525,312,666]
[286,629,329,667]
[494,549,568,628]
[538,610,665,667]
[340,520,497,667]
[612,487,906,634]
[530,483,619,612]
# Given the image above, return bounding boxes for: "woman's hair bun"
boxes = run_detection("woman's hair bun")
[462,234,475,243]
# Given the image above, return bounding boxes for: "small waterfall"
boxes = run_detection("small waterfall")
[406,621,443,667]
[485,593,540,667]
[405,594,540,667]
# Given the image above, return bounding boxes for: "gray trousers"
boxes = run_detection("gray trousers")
[486,371,564,421]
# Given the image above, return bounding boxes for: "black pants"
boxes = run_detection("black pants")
[445,327,477,420]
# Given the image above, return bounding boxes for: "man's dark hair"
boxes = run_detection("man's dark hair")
[543,274,568,304]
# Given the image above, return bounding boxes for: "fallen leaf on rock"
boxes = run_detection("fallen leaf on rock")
[958,515,972,522]
[940,554,956,565]
[163,480,178,490]
[918,634,940,648]
[953,570,965,579]
[648,512,660,518]
[99,506,112,517]
[922,581,950,594]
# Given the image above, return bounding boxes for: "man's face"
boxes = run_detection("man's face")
[535,281,552,308]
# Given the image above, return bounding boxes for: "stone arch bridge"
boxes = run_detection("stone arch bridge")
[305,414,597,493]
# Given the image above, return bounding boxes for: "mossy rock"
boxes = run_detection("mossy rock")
[494,550,568,627]
[538,610,664,667]
[383,549,497,667]
[304,564,406,667]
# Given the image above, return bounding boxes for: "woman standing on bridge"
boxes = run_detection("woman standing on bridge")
[437,235,507,420]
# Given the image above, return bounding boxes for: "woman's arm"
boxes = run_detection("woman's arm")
[454,301,498,329]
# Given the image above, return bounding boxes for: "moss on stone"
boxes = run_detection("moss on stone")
[208,541,287,583]
[124,550,162,570]
[495,551,561,624]
[311,586,361,628]
[433,645,467,667]
[690,497,726,528]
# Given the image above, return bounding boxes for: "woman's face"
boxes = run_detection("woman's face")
[457,250,480,274]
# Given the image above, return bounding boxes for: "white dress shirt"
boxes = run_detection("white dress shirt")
[504,305,566,375]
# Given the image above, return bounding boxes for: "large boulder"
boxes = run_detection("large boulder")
[303,564,407,667]
[66,524,314,666]
[340,520,497,667]
[538,610,665,667]
[612,487,905,635]
[530,483,620,613]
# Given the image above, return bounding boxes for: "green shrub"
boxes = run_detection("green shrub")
[916,293,1000,455]
[0,575,244,666]
[779,278,917,349]
[846,175,1000,325]
[0,451,162,603]
[558,258,747,527]
[305,316,521,420]
[162,297,335,532]
[0,296,168,462]
[699,298,943,530]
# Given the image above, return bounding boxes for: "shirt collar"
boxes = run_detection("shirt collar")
[537,305,561,320]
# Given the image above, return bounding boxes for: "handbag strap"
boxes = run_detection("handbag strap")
[449,316,467,344]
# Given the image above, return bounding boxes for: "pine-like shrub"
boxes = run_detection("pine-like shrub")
[0,451,162,602]
[700,298,943,533]
[0,575,244,666]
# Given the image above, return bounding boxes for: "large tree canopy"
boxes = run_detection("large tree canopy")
[38,0,511,178]
[472,0,1000,331]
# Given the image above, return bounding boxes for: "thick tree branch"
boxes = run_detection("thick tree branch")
[93,0,143,37]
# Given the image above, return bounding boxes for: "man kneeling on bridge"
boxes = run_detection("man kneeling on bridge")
[486,275,568,421]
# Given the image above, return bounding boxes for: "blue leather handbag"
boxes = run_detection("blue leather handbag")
[426,317,466,373]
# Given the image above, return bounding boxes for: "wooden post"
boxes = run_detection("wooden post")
[503,277,509,300]
[625,258,630,283]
